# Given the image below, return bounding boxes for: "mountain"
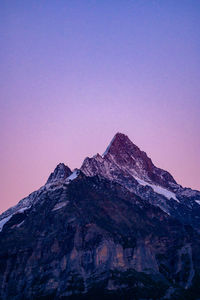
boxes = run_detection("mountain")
[83,132,177,188]
[46,163,72,184]
[0,133,200,300]
[81,133,200,232]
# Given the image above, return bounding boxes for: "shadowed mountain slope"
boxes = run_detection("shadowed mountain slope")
[0,133,200,300]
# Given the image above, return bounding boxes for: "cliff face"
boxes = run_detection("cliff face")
[81,133,177,189]
[81,133,200,233]
[1,133,200,300]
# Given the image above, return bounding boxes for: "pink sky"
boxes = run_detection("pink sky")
[0,0,200,213]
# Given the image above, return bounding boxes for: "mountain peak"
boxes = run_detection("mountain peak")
[102,132,131,157]
[113,132,129,140]
[83,132,177,189]
[1,134,200,300]
[46,163,72,184]
[102,132,142,159]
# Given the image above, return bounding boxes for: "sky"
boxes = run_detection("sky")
[0,0,200,213]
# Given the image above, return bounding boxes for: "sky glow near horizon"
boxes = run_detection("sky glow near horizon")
[0,0,200,213]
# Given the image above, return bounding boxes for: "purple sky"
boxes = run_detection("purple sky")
[0,0,200,213]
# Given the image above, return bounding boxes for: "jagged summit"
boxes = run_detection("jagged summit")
[102,132,124,156]
[103,132,135,157]
[82,132,177,189]
[1,133,200,300]
[103,132,153,172]
[46,163,72,184]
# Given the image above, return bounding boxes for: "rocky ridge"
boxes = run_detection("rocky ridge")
[0,133,200,300]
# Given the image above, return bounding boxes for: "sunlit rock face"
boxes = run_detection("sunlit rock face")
[1,133,200,299]
[81,133,200,232]
[81,133,177,189]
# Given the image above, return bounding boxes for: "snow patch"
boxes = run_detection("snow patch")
[67,169,79,181]
[102,135,116,157]
[135,177,179,202]
[16,221,25,228]
[0,206,30,232]
[0,215,13,232]
[52,201,69,211]
[158,206,170,216]
[17,207,30,213]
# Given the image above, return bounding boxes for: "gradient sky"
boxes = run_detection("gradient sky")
[0,0,200,213]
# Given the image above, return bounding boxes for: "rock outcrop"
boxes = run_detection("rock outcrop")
[0,133,200,299]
